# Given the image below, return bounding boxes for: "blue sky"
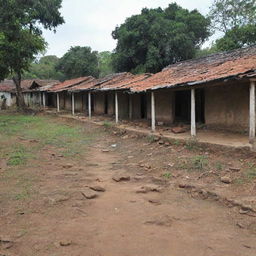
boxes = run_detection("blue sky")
[42,0,215,57]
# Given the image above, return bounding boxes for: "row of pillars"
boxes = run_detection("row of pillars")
[53,80,256,143]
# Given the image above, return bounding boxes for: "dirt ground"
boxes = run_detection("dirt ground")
[1,113,256,256]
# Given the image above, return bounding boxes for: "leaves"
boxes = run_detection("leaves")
[112,3,210,74]
[56,46,100,79]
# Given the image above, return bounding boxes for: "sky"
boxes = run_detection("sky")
[42,0,215,57]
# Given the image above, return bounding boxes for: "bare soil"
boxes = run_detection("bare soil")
[1,114,256,256]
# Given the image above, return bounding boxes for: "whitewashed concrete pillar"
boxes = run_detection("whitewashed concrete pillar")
[249,80,256,144]
[57,93,60,112]
[191,88,196,137]
[151,91,156,132]
[72,93,75,116]
[88,92,92,119]
[42,92,46,108]
[129,94,132,120]
[115,92,119,123]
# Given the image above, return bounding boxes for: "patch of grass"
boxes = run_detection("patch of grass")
[103,121,113,128]
[146,135,155,143]
[173,139,181,146]
[190,155,208,171]
[215,161,223,171]
[246,163,256,180]
[7,145,27,166]
[185,139,200,151]
[162,172,172,179]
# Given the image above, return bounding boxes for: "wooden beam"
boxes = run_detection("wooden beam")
[115,92,119,123]
[249,80,255,144]
[191,88,196,137]
[151,91,156,131]
[57,93,60,112]
[88,92,92,119]
[72,93,75,116]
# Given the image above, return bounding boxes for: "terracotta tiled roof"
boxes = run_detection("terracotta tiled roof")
[129,45,256,92]
[49,77,94,92]
[69,73,128,92]
[0,80,16,93]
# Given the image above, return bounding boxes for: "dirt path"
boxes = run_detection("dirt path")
[1,118,256,256]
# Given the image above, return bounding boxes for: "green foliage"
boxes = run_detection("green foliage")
[98,51,114,78]
[24,55,65,80]
[208,0,256,33]
[209,0,256,51]
[0,0,64,79]
[112,3,210,74]
[195,44,219,58]
[7,145,27,166]
[191,155,208,170]
[57,46,100,79]
[185,139,200,151]
[162,172,172,179]
[216,24,256,51]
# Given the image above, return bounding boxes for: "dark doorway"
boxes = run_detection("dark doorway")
[91,94,94,112]
[175,90,191,123]
[140,94,147,119]
[196,89,205,123]
[104,93,108,114]
[174,89,205,124]
[48,93,54,107]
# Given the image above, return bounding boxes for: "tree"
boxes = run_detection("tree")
[216,24,256,51]
[0,0,64,110]
[208,0,256,33]
[57,46,100,79]
[112,3,211,74]
[98,51,114,78]
[24,55,65,81]
[209,0,256,51]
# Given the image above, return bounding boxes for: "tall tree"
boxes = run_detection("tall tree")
[209,0,256,51]
[98,51,114,78]
[112,3,211,74]
[57,46,100,79]
[24,55,65,81]
[0,0,64,110]
[208,0,256,33]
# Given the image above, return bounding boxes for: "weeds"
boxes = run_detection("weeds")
[162,172,172,179]
[7,145,27,166]
[246,163,256,180]
[103,121,113,128]
[191,155,208,170]
[146,135,155,143]
[185,139,200,151]
[215,161,223,171]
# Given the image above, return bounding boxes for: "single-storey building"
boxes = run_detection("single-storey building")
[0,80,17,108]
[17,46,256,146]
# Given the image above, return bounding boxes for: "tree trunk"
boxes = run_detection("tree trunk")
[12,72,26,111]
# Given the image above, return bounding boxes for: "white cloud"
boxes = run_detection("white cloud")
[43,0,214,57]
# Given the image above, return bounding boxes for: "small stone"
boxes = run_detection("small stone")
[112,174,130,182]
[164,142,171,147]
[136,185,162,193]
[59,240,72,246]
[171,127,186,134]
[158,140,164,145]
[102,149,110,152]
[229,167,241,172]
[220,176,232,184]
[127,156,134,159]
[89,185,105,192]
[239,209,249,214]
[81,189,98,199]
[148,199,161,205]
[62,164,73,169]
[111,144,117,148]
[153,137,160,142]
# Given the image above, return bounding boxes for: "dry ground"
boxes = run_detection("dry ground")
[1,112,256,256]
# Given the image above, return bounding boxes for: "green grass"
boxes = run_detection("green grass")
[162,172,172,179]
[185,139,200,151]
[0,114,97,160]
[0,113,99,202]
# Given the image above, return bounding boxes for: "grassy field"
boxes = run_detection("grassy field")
[0,113,98,202]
